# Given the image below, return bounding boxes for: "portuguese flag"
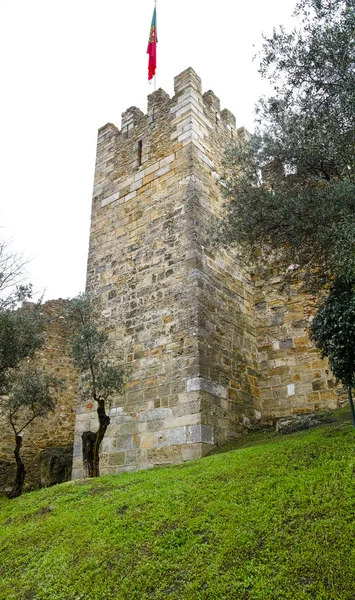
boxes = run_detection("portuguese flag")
[147,6,157,82]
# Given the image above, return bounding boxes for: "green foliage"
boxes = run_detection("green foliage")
[67,294,125,404]
[222,158,355,289]
[0,238,62,495]
[0,303,46,395]
[310,278,355,388]
[259,0,354,137]
[0,412,354,599]
[219,0,355,292]
[5,365,63,435]
[0,304,62,497]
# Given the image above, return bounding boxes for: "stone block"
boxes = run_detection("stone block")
[145,161,160,176]
[147,446,182,465]
[130,179,143,192]
[115,435,134,450]
[125,449,147,466]
[165,413,201,428]
[174,67,202,95]
[100,437,116,453]
[180,443,203,462]
[119,422,139,435]
[154,164,171,179]
[71,468,83,481]
[140,432,154,449]
[122,191,137,203]
[108,452,126,466]
[160,154,175,168]
[187,424,214,444]
[140,408,172,422]
[186,377,227,400]
[154,427,187,448]
[276,413,334,434]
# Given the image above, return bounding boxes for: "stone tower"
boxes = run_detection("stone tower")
[72,68,341,479]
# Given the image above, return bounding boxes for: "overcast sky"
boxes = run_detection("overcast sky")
[0,0,298,301]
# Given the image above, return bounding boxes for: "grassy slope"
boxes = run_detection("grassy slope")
[1,412,355,600]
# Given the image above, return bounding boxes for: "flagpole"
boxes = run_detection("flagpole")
[147,0,157,90]
[153,0,157,92]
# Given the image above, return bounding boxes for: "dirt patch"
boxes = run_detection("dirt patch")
[36,505,53,517]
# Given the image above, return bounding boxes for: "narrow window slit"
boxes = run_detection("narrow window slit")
[138,140,143,166]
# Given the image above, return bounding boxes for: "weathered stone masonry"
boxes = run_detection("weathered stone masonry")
[0,300,78,492]
[72,68,261,478]
[72,67,344,479]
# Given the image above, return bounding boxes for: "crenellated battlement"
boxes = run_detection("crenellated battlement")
[97,67,238,147]
[93,68,242,213]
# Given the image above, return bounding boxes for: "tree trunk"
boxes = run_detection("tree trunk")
[92,400,110,477]
[8,435,26,499]
[347,386,355,429]
[82,430,97,478]
[82,400,110,478]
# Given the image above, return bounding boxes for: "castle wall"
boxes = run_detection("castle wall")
[72,67,343,479]
[0,300,77,493]
[0,69,343,490]
[255,278,343,419]
[72,68,261,478]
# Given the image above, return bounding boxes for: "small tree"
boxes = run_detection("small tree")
[67,294,125,478]
[0,239,33,311]
[0,237,64,496]
[3,365,63,498]
[310,278,355,428]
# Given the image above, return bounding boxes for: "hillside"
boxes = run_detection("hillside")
[1,412,355,600]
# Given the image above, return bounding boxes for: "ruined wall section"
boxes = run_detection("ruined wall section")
[0,300,77,493]
[254,278,344,420]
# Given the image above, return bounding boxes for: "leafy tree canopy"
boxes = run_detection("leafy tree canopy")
[5,365,62,431]
[67,294,125,405]
[3,364,63,499]
[310,278,355,388]
[219,0,355,293]
[310,277,355,425]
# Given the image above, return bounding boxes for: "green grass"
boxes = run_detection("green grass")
[1,412,355,600]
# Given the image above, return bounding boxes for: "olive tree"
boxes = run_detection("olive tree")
[67,294,125,478]
[0,238,63,497]
[4,365,63,498]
